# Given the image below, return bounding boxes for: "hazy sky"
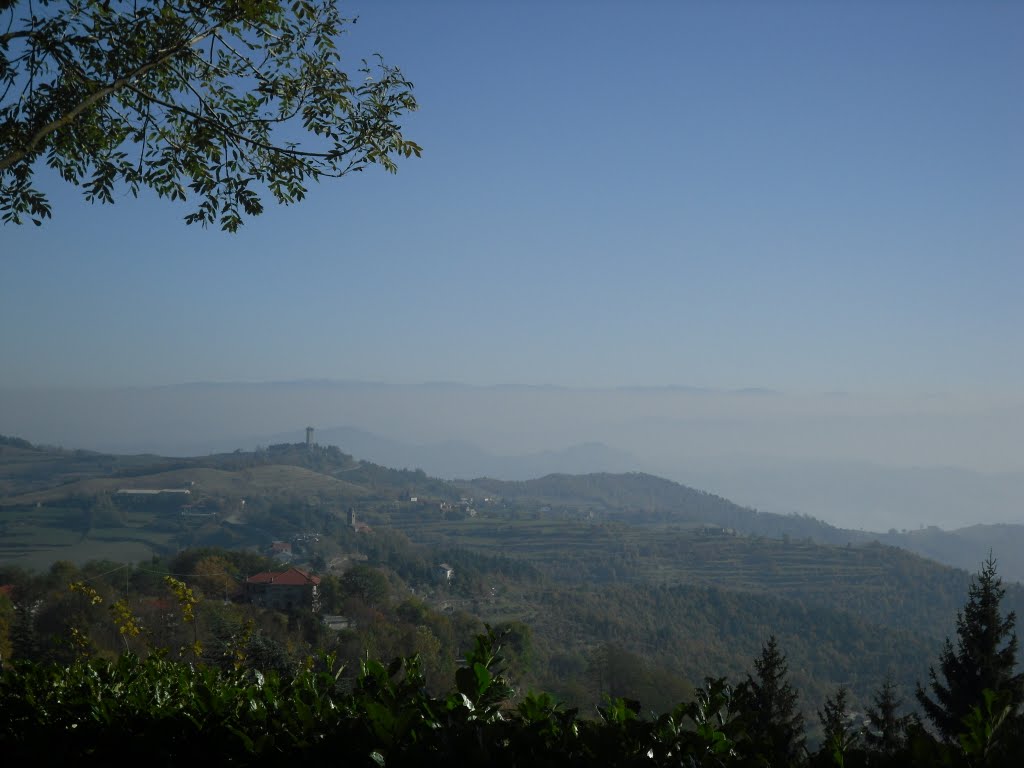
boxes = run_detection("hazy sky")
[2,0,1022,396]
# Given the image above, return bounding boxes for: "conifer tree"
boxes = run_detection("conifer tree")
[916,554,1024,742]
[818,685,861,758]
[864,675,911,757]
[737,635,807,765]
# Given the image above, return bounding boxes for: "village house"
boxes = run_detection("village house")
[437,563,454,584]
[268,541,293,560]
[321,614,355,631]
[245,567,321,612]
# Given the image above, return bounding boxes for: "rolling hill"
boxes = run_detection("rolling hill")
[3,433,1023,717]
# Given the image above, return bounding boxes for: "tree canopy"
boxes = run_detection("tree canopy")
[0,0,420,230]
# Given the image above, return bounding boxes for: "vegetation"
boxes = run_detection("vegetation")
[5,437,1024,763]
[0,0,420,229]
[737,636,806,766]
[2,557,1024,765]
[5,436,1024,714]
[863,675,913,758]
[916,554,1024,743]
[814,686,858,767]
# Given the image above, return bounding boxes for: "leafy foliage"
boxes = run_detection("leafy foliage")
[4,563,1024,766]
[0,0,420,229]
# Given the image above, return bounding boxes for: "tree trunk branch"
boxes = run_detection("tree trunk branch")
[0,24,225,172]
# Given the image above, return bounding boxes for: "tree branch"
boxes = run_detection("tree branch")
[0,22,227,172]
[123,81,357,164]
[0,29,35,46]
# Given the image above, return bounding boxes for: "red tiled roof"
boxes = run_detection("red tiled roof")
[246,567,321,586]
[139,596,174,611]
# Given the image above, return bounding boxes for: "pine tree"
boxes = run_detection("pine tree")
[864,675,911,756]
[916,554,1024,742]
[738,635,807,765]
[817,685,861,764]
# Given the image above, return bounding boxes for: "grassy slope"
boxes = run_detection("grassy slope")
[4,464,371,505]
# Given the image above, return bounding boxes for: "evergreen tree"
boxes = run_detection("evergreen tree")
[737,635,806,765]
[916,554,1024,742]
[815,686,862,767]
[864,675,912,757]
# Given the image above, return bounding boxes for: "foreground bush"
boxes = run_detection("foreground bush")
[2,629,1021,767]
[0,627,755,767]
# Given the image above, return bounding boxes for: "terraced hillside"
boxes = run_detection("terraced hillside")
[3,434,1021,719]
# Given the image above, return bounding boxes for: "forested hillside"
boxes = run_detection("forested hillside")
[3,435,1023,724]
[2,556,1023,766]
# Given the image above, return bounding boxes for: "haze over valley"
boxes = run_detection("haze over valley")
[3,380,1023,532]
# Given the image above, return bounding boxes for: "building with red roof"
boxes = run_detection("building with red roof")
[245,567,321,612]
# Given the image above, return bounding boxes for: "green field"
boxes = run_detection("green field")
[0,502,179,568]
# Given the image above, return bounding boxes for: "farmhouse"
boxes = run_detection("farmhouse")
[437,563,454,584]
[245,567,321,612]
[268,541,293,561]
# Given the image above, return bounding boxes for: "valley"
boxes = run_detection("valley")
[2,433,1019,724]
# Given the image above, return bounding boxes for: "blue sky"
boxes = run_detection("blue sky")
[2,0,1022,395]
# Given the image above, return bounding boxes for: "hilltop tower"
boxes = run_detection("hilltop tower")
[305,426,314,447]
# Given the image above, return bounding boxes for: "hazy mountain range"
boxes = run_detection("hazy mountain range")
[262,427,1024,534]
[2,379,1023,532]
[267,426,640,481]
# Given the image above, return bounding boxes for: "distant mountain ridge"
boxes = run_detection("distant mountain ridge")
[5,380,1023,532]
[462,471,1024,584]
[669,456,1024,531]
[268,426,641,481]
[3,433,1024,583]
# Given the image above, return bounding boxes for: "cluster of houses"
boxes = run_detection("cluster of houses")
[438,497,477,518]
[405,493,483,519]
[243,559,454,620]
[267,532,322,563]
[244,502,453,617]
